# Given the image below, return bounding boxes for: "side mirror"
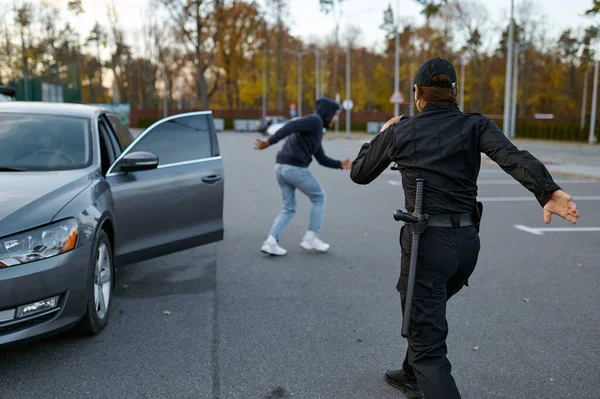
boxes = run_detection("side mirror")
[119,151,159,173]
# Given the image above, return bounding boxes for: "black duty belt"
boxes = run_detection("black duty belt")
[424,212,475,228]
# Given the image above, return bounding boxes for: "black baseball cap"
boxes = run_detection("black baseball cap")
[413,57,457,88]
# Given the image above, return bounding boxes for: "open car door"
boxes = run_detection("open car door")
[105,111,224,267]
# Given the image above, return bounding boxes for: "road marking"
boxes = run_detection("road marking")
[387,180,401,186]
[514,225,600,235]
[386,177,597,184]
[479,196,600,202]
[478,179,598,185]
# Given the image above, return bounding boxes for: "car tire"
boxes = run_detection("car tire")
[76,229,114,336]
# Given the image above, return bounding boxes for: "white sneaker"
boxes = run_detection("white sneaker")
[261,235,287,256]
[300,231,330,252]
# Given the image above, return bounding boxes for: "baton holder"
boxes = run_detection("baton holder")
[393,178,426,338]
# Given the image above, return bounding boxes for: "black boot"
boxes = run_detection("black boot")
[384,369,424,399]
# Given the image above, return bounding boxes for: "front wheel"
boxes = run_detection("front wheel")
[76,229,114,336]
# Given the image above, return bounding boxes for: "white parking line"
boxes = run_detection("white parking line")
[514,225,600,235]
[386,178,598,185]
[477,179,598,185]
[478,196,600,202]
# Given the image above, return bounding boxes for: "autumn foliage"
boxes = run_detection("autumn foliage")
[1,0,600,139]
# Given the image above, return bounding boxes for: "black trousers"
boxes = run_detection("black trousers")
[397,223,481,399]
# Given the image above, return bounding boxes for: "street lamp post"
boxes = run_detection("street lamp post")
[262,46,267,119]
[394,0,400,117]
[297,53,302,116]
[283,47,320,117]
[589,60,599,145]
[503,0,515,136]
[581,66,591,131]
[346,41,351,139]
[510,42,528,139]
[460,56,467,111]
[315,48,320,100]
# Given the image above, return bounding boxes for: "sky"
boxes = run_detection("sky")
[20,0,596,94]
[29,0,600,56]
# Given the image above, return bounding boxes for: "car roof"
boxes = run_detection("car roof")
[0,102,104,118]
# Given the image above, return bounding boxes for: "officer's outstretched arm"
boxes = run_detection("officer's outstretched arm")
[478,117,561,207]
[350,127,394,184]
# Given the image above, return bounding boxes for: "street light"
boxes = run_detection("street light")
[590,60,599,144]
[459,56,468,111]
[283,47,319,117]
[503,0,515,137]
[346,40,351,139]
[394,0,400,117]
[262,45,267,119]
[340,8,374,138]
[581,65,592,131]
[509,41,529,139]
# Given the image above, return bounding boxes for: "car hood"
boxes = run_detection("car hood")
[0,170,94,238]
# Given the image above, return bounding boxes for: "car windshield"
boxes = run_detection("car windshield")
[0,113,92,171]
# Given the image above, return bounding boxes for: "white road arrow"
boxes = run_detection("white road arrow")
[514,225,600,235]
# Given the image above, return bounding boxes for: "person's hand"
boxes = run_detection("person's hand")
[380,116,402,132]
[254,138,270,150]
[543,190,580,224]
[341,158,352,169]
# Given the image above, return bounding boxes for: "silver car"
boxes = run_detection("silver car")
[0,102,224,346]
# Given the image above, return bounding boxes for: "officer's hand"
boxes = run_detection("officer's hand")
[543,190,580,224]
[380,116,402,132]
[254,138,270,150]
[341,158,352,169]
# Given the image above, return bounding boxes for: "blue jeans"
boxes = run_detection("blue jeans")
[269,163,326,240]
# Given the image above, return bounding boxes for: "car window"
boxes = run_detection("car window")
[107,114,133,151]
[100,115,123,157]
[128,114,213,165]
[98,120,117,175]
[0,113,92,171]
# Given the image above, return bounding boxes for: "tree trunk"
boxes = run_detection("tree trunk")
[332,21,339,97]
[225,77,234,109]
[275,22,283,110]
[477,57,484,113]
[265,32,270,111]
[234,80,240,109]
[196,1,209,109]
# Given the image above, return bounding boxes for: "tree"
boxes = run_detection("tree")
[581,26,600,62]
[319,0,346,99]
[450,0,490,112]
[13,2,33,99]
[413,0,448,19]
[67,0,84,15]
[106,0,134,104]
[217,1,264,109]
[380,2,398,52]
[585,0,600,16]
[267,0,288,110]
[158,0,224,109]
[558,29,580,98]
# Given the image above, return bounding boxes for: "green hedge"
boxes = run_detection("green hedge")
[514,121,595,142]
[134,116,366,132]
[137,116,159,129]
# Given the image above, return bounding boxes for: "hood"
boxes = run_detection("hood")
[0,170,94,238]
[315,97,342,129]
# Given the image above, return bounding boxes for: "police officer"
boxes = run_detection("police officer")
[349,57,579,399]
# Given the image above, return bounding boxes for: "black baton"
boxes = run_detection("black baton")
[393,178,426,338]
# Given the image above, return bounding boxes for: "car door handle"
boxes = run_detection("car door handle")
[202,175,223,183]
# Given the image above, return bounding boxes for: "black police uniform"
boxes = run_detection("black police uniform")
[349,58,562,399]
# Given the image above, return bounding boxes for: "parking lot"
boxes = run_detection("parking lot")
[1,132,598,399]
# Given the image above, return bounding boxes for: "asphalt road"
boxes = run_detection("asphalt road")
[1,132,599,399]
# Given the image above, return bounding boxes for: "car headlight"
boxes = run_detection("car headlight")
[0,219,78,268]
